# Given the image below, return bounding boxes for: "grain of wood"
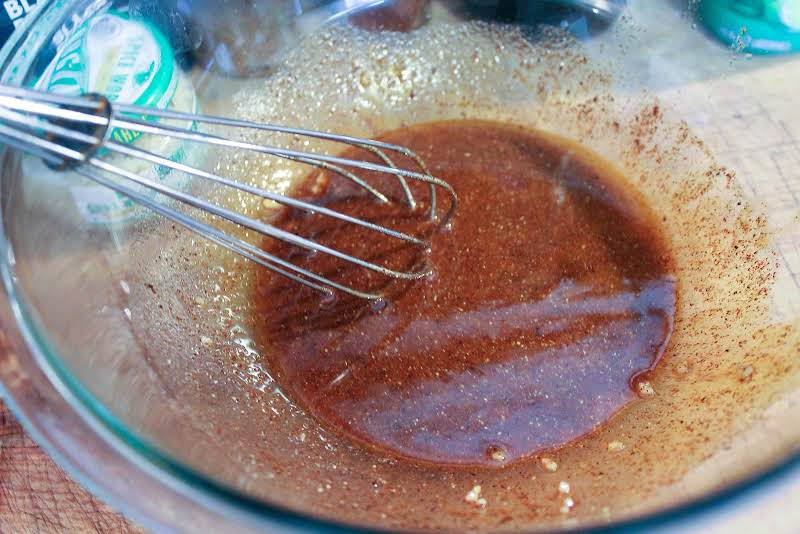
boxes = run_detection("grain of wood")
[0,400,143,534]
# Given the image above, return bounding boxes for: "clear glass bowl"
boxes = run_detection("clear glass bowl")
[0,1,798,532]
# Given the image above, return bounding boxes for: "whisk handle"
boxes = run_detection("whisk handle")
[0,86,113,170]
[43,92,113,171]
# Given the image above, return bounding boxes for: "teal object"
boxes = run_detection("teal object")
[698,0,800,54]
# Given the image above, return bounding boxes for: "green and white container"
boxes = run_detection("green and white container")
[698,0,800,54]
[24,8,197,224]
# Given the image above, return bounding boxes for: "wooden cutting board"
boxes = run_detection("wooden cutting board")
[0,399,143,534]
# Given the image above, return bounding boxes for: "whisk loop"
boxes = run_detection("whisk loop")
[0,85,456,300]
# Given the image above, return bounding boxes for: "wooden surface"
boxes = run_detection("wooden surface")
[0,399,143,534]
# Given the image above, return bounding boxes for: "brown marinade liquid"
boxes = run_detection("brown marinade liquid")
[254,120,676,467]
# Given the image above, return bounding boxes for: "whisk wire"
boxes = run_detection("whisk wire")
[0,85,458,299]
[105,141,426,246]
[109,113,456,222]
[78,167,392,300]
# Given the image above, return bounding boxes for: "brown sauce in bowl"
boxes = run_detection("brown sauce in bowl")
[254,120,675,467]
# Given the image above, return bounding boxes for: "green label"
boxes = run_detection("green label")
[38,10,177,143]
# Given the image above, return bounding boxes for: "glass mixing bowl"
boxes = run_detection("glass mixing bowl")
[0,1,798,532]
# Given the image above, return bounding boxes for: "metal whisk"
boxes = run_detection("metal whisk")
[0,85,456,300]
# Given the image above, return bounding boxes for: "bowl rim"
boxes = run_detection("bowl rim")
[0,0,798,532]
[1,263,799,532]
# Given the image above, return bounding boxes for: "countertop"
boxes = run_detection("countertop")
[0,399,141,533]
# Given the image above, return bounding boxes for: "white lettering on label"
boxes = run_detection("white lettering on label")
[4,1,24,20]
[4,0,36,21]
[52,0,106,47]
